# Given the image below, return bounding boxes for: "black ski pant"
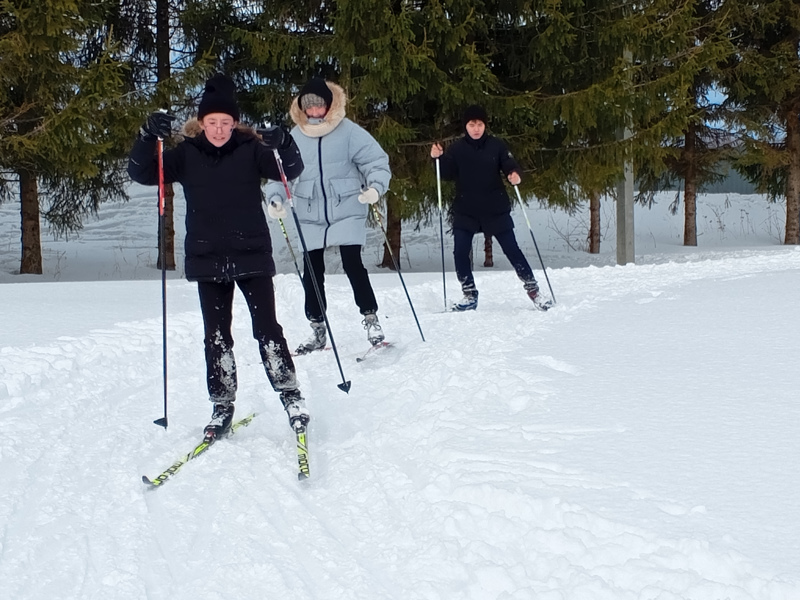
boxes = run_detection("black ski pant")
[302,245,378,322]
[197,276,297,402]
[453,227,537,293]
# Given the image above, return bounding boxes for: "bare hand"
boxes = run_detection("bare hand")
[431,143,443,159]
[508,171,521,186]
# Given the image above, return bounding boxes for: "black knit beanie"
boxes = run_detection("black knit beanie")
[462,105,488,128]
[198,74,240,121]
[298,78,334,111]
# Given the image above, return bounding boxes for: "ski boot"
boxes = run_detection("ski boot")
[362,311,385,346]
[281,390,310,432]
[525,283,552,311]
[294,320,326,355]
[204,400,235,441]
[452,291,478,312]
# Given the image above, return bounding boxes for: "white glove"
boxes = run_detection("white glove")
[358,187,380,205]
[267,199,287,219]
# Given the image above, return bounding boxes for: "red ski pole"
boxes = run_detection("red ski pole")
[154,137,169,429]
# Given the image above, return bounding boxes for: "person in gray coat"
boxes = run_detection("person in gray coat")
[266,78,392,354]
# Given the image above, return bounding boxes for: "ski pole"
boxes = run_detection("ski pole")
[513,185,556,304]
[273,149,351,393]
[435,158,447,310]
[370,203,425,342]
[277,215,304,284]
[154,136,169,429]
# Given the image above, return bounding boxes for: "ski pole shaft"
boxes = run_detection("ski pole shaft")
[435,158,447,310]
[273,149,351,393]
[278,217,303,283]
[155,137,168,429]
[513,185,556,304]
[370,204,425,342]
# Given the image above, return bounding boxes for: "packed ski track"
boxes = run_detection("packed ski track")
[1,189,799,599]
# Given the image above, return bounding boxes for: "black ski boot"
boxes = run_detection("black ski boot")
[280,390,310,432]
[204,401,235,440]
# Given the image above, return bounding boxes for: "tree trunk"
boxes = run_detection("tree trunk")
[155,0,175,270]
[784,104,800,245]
[683,120,698,246]
[588,190,601,253]
[483,233,493,266]
[379,197,401,270]
[19,168,43,274]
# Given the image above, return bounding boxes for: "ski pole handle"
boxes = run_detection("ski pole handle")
[272,148,295,210]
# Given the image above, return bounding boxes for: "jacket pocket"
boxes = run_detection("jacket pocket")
[291,179,320,220]
[328,177,366,220]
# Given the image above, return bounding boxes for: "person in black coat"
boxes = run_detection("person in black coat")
[431,105,547,311]
[128,73,310,438]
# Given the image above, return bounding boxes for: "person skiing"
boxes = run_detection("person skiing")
[265,77,392,354]
[430,105,549,311]
[127,73,310,438]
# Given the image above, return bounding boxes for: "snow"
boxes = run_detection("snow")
[0,185,798,599]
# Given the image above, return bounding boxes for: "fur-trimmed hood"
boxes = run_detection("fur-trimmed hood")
[289,81,347,138]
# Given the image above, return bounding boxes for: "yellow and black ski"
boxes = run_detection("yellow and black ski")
[296,427,310,480]
[142,413,257,488]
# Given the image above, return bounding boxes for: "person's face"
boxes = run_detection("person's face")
[466,120,485,139]
[200,113,236,147]
[304,105,328,119]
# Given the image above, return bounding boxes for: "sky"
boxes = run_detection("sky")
[0,186,798,599]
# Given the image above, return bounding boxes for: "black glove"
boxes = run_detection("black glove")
[140,111,177,141]
[256,125,290,150]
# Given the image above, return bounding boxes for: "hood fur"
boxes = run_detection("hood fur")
[290,81,347,138]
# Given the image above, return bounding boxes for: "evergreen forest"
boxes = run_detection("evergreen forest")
[1,0,798,273]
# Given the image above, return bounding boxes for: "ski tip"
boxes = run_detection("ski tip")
[142,475,156,486]
[356,341,394,362]
[298,472,310,481]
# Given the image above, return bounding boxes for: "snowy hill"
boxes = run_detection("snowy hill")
[0,187,798,599]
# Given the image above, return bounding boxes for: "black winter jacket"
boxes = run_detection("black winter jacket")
[128,122,303,282]
[437,133,521,235]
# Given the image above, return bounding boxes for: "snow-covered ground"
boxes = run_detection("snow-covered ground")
[0,185,798,599]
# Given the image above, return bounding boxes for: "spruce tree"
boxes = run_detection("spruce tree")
[489,0,734,252]
[635,0,736,247]
[722,0,800,244]
[0,0,140,274]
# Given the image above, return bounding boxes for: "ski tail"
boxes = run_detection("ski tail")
[296,427,310,480]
